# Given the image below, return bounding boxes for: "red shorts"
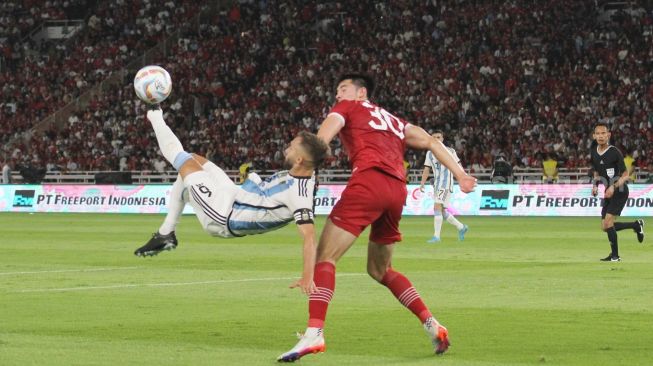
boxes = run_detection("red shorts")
[329,168,407,244]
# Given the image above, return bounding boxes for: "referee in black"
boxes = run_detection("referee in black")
[590,122,644,262]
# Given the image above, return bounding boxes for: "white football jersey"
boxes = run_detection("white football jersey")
[228,171,316,236]
[424,147,460,193]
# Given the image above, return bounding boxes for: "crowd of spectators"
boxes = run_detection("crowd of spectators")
[0,0,203,149]
[1,0,652,180]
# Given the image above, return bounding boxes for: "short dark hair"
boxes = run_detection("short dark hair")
[298,131,329,169]
[433,129,444,137]
[337,73,375,98]
[594,122,610,131]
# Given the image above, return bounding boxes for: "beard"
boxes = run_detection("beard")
[282,156,293,170]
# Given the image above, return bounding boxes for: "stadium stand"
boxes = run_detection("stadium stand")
[1,1,651,183]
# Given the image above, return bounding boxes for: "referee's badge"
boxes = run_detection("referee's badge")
[606,168,615,178]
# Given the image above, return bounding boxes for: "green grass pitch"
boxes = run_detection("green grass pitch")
[1,212,652,366]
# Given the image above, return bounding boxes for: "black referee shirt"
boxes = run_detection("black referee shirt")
[590,145,627,187]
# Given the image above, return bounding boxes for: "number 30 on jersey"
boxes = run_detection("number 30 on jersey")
[363,101,405,139]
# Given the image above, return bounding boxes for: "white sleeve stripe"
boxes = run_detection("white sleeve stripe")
[327,112,346,126]
[293,212,315,219]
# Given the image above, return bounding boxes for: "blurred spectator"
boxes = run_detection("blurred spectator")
[542,153,559,183]
[623,150,636,182]
[2,159,12,184]
[238,162,252,184]
[153,157,167,173]
[491,155,512,183]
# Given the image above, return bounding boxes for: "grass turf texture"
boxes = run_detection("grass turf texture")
[1,213,651,366]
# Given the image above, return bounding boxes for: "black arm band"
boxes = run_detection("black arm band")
[294,208,315,225]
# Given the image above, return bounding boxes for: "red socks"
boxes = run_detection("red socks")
[308,262,336,328]
[307,263,432,328]
[381,268,432,323]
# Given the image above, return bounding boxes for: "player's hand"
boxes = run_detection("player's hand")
[604,185,614,199]
[591,186,598,197]
[419,185,425,193]
[458,174,477,193]
[289,278,317,295]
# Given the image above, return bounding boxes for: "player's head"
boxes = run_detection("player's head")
[284,131,329,171]
[336,73,375,102]
[593,122,611,146]
[431,129,444,142]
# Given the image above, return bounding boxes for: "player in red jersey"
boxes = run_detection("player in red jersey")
[278,74,476,362]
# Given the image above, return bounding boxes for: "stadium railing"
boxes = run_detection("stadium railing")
[6,168,650,185]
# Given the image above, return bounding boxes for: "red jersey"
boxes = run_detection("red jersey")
[329,100,408,181]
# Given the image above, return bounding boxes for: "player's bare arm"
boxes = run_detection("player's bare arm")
[317,114,345,145]
[289,223,318,295]
[592,171,600,197]
[404,124,476,193]
[419,166,431,192]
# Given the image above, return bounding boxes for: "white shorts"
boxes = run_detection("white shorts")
[433,187,452,207]
[184,162,238,238]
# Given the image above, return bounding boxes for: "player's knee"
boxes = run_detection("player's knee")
[366,264,385,283]
[191,153,208,165]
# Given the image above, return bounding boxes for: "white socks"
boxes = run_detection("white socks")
[159,174,185,235]
[435,210,465,236]
[433,213,443,237]
[147,109,187,168]
[446,214,464,230]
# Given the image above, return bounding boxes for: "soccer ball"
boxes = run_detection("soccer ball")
[133,65,172,104]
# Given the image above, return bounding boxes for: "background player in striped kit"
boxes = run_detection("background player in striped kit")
[134,108,329,295]
[419,130,468,243]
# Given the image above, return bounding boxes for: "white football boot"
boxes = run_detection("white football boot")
[277,327,325,362]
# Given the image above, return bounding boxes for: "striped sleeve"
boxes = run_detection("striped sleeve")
[288,177,316,225]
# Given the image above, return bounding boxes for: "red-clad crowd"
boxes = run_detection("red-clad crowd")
[1,1,652,177]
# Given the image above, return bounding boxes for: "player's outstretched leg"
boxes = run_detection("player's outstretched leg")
[443,210,467,241]
[278,262,334,362]
[277,328,326,362]
[614,219,644,243]
[134,232,178,257]
[379,267,451,355]
[157,175,186,234]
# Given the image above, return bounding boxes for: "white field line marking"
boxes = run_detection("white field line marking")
[0,267,139,276]
[14,273,366,293]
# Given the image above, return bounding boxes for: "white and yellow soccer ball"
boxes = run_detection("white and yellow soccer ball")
[133,65,172,104]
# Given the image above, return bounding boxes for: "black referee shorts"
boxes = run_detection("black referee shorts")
[601,185,629,219]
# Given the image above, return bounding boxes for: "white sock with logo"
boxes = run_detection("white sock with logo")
[159,175,185,235]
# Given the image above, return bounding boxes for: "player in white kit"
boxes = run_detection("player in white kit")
[134,108,329,294]
[419,131,468,243]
